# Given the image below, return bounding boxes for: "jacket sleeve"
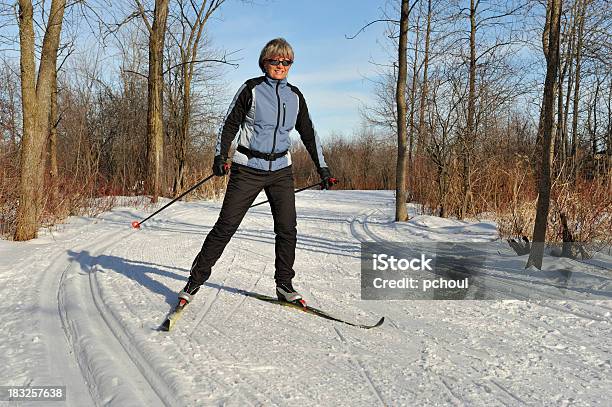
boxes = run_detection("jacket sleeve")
[293,87,328,170]
[215,83,252,158]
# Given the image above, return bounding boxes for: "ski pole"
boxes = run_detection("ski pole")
[131,168,225,228]
[250,177,339,208]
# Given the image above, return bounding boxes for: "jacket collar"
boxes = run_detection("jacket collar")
[264,75,288,87]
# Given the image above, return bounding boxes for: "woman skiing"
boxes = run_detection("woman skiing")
[178,38,334,305]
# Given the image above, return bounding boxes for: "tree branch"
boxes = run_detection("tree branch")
[122,68,148,80]
[346,19,399,40]
[163,57,238,76]
[133,0,152,34]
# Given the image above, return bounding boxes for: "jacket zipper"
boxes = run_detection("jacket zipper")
[270,81,281,171]
[282,103,286,127]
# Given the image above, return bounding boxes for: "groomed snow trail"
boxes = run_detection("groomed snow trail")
[2,212,185,406]
[0,191,610,406]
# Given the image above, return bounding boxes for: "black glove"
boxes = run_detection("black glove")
[318,167,337,190]
[212,155,229,176]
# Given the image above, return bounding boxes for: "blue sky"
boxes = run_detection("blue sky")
[206,0,393,140]
[0,1,394,140]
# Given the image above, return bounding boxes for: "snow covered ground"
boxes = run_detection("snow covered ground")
[0,190,610,406]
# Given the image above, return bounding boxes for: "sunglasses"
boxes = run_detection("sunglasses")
[266,59,293,67]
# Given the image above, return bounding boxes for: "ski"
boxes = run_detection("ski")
[160,298,189,331]
[161,292,384,331]
[241,291,385,330]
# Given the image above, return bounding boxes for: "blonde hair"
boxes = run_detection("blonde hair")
[259,38,294,72]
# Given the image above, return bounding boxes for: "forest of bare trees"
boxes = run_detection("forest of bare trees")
[0,0,610,264]
[357,0,611,265]
[0,0,229,239]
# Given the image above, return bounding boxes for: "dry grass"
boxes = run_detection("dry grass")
[2,134,609,246]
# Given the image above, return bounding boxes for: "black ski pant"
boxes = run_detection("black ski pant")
[190,163,297,286]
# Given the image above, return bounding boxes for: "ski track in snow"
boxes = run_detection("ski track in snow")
[0,191,610,406]
[333,325,387,406]
[53,227,182,406]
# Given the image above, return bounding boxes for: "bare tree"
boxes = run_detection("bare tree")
[395,0,410,222]
[429,75,462,217]
[449,0,528,219]
[347,0,420,221]
[416,0,432,156]
[14,0,67,240]
[135,0,170,202]
[555,0,577,174]
[527,0,563,269]
[569,0,588,182]
[406,11,421,200]
[48,65,59,181]
[166,0,226,196]
[47,44,74,183]
[459,0,477,219]
[0,62,21,151]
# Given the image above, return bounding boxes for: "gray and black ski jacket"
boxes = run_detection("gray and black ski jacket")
[215,75,327,172]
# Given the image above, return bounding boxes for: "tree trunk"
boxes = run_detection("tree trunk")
[395,0,409,222]
[416,0,432,158]
[14,0,66,241]
[49,65,59,181]
[607,81,612,174]
[562,0,578,171]
[591,78,599,155]
[601,77,609,157]
[414,0,432,205]
[570,0,586,183]
[407,14,420,201]
[555,70,564,175]
[526,0,563,269]
[589,78,601,158]
[176,64,191,195]
[146,0,170,202]
[461,0,477,219]
[5,70,19,151]
[555,10,569,177]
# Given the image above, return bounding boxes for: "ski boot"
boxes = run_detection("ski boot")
[276,282,306,307]
[178,276,201,305]
[161,277,201,331]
